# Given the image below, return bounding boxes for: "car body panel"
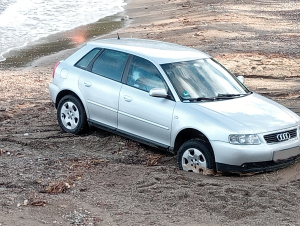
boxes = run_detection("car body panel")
[118,84,176,146]
[50,62,89,113]
[78,69,122,129]
[198,93,298,134]
[170,101,251,148]
[85,39,210,65]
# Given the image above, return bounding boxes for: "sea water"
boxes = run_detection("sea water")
[0,0,126,62]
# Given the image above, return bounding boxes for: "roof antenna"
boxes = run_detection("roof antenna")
[117,33,120,40]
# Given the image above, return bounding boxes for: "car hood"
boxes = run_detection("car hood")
[198,93,299,134]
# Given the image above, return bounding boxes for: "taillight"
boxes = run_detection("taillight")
[52,62,60,78]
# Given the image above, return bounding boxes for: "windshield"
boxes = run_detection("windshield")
[161,58,250,101]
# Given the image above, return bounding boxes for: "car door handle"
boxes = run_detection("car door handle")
[123,95,132,102]
[84,81,92,87]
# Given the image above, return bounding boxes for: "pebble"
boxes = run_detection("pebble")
[121,15,130,21]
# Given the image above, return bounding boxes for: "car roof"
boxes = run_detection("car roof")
[87,38,210,64]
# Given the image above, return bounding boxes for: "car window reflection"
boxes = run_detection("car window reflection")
[127,56,166,92]
[91,49,128,82]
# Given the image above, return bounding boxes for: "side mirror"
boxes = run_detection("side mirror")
[237,75,245,84]
[149,88,168,98]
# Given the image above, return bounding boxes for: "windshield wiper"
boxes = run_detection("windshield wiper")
[183,97,217,102]
[183,92,253,102]
[217,93,250,99]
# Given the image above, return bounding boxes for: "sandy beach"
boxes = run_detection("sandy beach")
[1,0,300,225]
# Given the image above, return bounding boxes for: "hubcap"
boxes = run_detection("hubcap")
[182,148,207,173]
[60,101,80,130]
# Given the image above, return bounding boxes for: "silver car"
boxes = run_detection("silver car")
[49,38,300,173]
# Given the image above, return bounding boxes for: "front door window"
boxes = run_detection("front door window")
[126,56,166,92]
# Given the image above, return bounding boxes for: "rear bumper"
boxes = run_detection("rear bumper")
[49,83,60,106]
[216,154,300,173]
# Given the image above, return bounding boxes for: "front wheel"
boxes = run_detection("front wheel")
[177,139,215,173]
[57,95,88,134]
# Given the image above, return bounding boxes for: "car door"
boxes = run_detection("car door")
[78,49,129,129]
[118,56,176,147]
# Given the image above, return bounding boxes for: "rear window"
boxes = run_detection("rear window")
[75,48,101,69]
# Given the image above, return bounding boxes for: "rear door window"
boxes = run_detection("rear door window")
[91,49,129,82]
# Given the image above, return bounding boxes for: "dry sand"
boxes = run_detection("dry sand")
[1,0,300,225]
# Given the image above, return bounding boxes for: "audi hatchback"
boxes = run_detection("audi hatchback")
[49,38,300,173]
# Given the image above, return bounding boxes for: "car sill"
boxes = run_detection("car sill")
[88,119,173,153]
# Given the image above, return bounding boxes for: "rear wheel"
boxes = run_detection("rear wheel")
[177,139,215,173]
[57,95,88,134]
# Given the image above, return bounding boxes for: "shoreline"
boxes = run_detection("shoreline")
[0,0,180,70]
[0,10,129,70]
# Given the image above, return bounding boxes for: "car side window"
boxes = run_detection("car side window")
[127,56,166,92]
[91,49,128,82]
[75,48,101,69]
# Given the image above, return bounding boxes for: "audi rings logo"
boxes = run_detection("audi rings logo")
[277,132,291,142]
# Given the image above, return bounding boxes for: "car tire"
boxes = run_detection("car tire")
[177,139,215,173]
[57,95,88,134]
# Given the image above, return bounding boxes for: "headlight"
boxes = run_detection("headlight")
[229,134,261,145]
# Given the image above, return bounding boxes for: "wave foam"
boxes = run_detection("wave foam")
[0,0,126,61]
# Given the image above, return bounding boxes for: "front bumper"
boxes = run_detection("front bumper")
[216,154,300,173]
[211,136,300,173]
